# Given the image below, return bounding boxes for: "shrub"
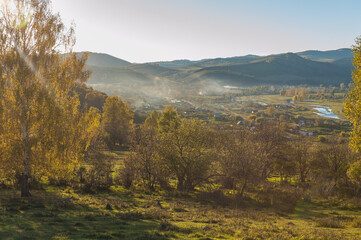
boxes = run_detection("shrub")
[351,218,361,228]
[120,153,137,189]
[317,217,344,228]
[318,136,327,143]
[255,183,305,212]
[196,190,231,206]
[74,152,114,192]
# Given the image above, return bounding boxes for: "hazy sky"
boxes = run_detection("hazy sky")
[52,0,361,63]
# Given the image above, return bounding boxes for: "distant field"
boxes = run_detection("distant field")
[189,94,345,121]
[236,94,292,105]
[300,98,345,119]
[237,94,345,119]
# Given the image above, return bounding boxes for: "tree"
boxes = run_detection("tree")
[126,124,162,190]
[0,0,100,196]
[347,159,361,196]
[340,83,345,90]
[74,83,107,110]
[102,96,133,148]
[144,110,160,131]
[345,36,361,153]
[217,130,261,197]
[347,161,361,186]
[84,89,107,110]
[252,123,287,180]
[289,138,311,183]
[158,105,180,133]
[158,118,213,191]
[312,143,356,185]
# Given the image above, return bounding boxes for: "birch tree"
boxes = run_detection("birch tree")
[0,0,99,197]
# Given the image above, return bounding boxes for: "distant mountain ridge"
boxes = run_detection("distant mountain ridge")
[77,52,132,67]
[297,48,352,62]
[81,48,354,95]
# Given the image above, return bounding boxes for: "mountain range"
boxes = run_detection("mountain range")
[82,48,353,96]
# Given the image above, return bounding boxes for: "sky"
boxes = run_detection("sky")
[51,0,361,63]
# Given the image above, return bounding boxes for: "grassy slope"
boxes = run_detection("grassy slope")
[0,94,354,240]
[1,187,361,240]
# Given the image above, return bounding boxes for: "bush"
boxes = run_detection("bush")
[196,190,231,206]
[255,183,305,212]
[120,153,136,189]
[317,217,344,228]
[318,136,327,143]
[351,218,361,228]
[73,152,114,192]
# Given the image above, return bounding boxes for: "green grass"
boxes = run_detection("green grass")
[1,187,361,239]
[267,176,298,185]
[241,94,292,104]
[299,98,345,119]
[188,93,345,121]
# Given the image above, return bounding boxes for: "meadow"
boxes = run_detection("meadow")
[1,185,361,240]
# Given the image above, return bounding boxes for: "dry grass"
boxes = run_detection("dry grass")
[1,187,361,239]
[317,217,345,228]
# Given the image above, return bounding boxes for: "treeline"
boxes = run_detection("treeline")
[57,100,360,204]
[279,84,348,101]
[75,83,108,111]
[4,91,360,202]
[1,87,361,204]
[118,106,360,198]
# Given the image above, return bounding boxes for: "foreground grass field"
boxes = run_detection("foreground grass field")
[1,187,361,240]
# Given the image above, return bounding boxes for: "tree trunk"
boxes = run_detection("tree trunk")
[240,180,247,198]
[21,126,31,197]
[300,173,305,183]
[177,175,185,191]
[184,178,195,192]
[21,173,31,197]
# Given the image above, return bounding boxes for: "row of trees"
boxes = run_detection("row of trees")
[122,106,360,197]
[280,88,311,97]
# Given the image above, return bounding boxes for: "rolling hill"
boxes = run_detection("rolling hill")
[82,48,354,95]
[297,48,352,62]
[78,52,132,67]
[186,53,351,86]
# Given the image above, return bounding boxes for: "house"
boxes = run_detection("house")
[299,130,313,136]
[214,113,222,119]
[237,121,244,125]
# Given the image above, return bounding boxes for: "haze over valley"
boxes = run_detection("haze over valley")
[84,48,353,101]
[4,1,361,239]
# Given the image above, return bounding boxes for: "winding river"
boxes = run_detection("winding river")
[312,105,340,119]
